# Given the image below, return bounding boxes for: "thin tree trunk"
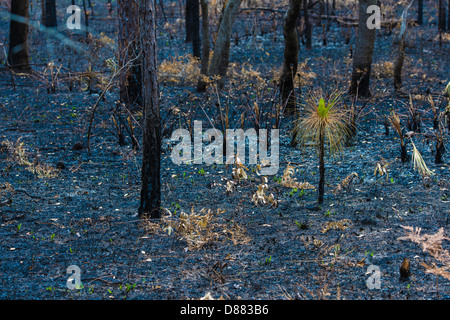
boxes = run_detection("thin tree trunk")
[304,0,312,50]
[349,0,378,97]
[8,0,31,72]
[41,0,57,28]
[280,0,302,114]
[139,0,161,219]
[118,0,142,109]
[394,40,405,92]
[318,125,325,205]
[185,0,194,42]
[394,1,413,92]
[197,0,210,92]
[417,0,423,25]
[208,0,241,82]
[192,0,201,58]
[448,0,450,31]
[438,0,446,32]
[82,0,89,37]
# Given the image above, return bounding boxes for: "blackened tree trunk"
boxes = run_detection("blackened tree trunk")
[438,0,447,32]
[139,0,161,219]
[394,1,413,92]
[8,0,31,72]
[192,0,201,58]
[304,0,312,50]
[318,125,325,205]
[417,0,423,25]
[118,0,142,109]
[208,0,241,81]
[279,0,302,114]
[185,0,195,42]
[197,0,210,92]
[448,0,450,31]
[41,0,57,28]
[349,0,378,97]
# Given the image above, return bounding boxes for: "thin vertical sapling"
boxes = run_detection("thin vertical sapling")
[294,90,349,205]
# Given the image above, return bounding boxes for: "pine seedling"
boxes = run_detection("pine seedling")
[294,89,349,204]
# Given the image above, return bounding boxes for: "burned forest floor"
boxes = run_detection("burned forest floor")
[0,1,450,300]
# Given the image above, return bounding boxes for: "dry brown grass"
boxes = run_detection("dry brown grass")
[279,164,315,190]
[321,219,353,234]
[398,226,450,280]
[1,139,58,178]
[142,208,251,251]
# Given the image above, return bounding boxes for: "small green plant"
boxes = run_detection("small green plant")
[50,233,55,242]
[198,168,205,175]
[324,210,334,217]
[295,221,309,230]
[17,223,22,232]
[259,256,272,266]
[288,188,298,197]
[365,250,374,258]
[125,283,136,293]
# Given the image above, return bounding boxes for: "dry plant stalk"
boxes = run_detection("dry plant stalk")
[279,164,315,190]
[231,156,248,180]
[332,172,358,195]
[410,139,433,176]
[398,226,450,280]
[252,177,277,207]
[374,160,390,180]
[389,110,408,162]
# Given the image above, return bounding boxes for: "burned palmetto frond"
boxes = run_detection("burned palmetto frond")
[410,139,434,177]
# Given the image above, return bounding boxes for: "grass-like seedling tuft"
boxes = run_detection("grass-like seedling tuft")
[293,89,349,204]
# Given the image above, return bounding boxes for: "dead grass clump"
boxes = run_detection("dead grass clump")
[321,219,353,233]
[252,176,277,207]
[142,208,250,251]
[270,60,317,87]
[332,172,358,195]
[279,164,315,190]
[158,54,200,85]
[398,226,450,280]
[372,61,394,79]
[1,139,58,178]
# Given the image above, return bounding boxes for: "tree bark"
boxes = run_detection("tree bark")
[8,0,31,72]
[139,0,161,219]
[438,0,447,32]
[448,0,450,31]
[197,0,210,92]
[279,0,302,114]
[185,0,194,42]
[394,1,413,93]
[417,0,423,25]
[118,0,142,109]
[318,125,325,205]
[304,0,312,50]
[208,0,241,81]
[349,0,378,97]
[41,0,57,28]
[192,0,201,58]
